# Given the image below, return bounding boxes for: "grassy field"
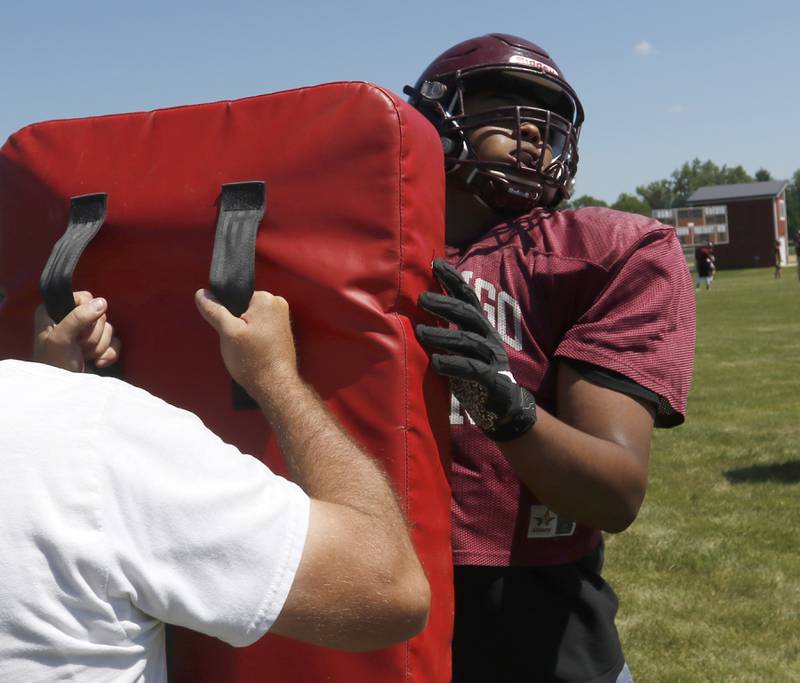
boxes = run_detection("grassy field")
[605,266,800,681]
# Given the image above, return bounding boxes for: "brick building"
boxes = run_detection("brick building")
[653,180,789,269]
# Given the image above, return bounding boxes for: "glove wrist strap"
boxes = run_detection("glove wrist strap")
[485,387,537,442]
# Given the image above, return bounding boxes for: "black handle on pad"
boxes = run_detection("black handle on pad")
[38,193,122,378]
[40,193,108,324]
[209,181,266,409]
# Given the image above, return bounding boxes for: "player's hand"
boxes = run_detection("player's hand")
[194,288,299,400]
[416,259,536,441]
[33,291,121,373]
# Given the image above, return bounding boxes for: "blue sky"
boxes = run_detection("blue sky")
[1,1,798,203]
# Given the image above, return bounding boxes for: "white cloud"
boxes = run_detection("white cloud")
[634,40,656,57]
[668,104,686,114]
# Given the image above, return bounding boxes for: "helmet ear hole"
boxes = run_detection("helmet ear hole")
[420,80,448,101]
[442,134,469,172]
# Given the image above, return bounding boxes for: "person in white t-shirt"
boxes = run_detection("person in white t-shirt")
[0,288,430,682]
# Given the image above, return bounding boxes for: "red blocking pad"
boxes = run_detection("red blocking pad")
[0,83,452,682]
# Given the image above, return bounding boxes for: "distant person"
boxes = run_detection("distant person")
[0,290,430,681]
[774,240,782,279]
[794,234,800,281]
[707,243,716,285]
[695,241,714,289]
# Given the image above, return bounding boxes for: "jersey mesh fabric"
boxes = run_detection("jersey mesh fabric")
[446,206,695,567]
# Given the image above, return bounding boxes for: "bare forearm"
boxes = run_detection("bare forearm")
[196,290,429,647]
[499,407,648,533]
[251,375,407,531]
[251,374,429,647]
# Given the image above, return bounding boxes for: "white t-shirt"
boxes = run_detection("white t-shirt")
[0,360,310,682]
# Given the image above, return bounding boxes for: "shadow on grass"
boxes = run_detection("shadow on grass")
[724,460,800,485]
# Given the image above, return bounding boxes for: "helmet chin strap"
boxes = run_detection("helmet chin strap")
[472,172,540,215]
[462,168,563,216]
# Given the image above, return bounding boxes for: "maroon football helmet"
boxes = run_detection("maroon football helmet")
[405,33,584,212]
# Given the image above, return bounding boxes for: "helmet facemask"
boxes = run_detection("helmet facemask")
[407,67,582,214]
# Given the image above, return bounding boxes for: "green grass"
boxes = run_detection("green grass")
[605,267,800,681]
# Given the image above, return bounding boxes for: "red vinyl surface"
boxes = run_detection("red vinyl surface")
[0,82,451,682]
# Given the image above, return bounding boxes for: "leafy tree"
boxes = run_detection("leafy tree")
[669,158,752,207]
[611,193,651,216]
[786,169,800,240]
[635,158,755,210]
[755,168,773,182]
[572,159,783,221]
[635,178,676,210]
[567,194,608,209]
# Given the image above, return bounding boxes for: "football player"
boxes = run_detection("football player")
[408,34,695,683]
[695,241,714,289]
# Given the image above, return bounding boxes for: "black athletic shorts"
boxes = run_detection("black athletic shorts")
[452,541,625,683]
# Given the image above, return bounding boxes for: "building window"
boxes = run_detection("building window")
[653,205,729,247]
[779,199,786,220]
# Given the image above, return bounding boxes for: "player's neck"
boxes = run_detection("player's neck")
[445,184,503,247]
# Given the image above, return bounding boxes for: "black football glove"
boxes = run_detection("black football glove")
[416,259,536,442]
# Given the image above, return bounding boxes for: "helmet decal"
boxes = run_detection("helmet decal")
[508,55,560,77]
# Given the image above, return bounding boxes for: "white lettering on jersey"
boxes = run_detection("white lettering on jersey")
[450,393,475,426]
[458,270,523,351]
[497,291,523,351]
[474,278,497,328]
[450,394,475,425]
[449,393,464,425]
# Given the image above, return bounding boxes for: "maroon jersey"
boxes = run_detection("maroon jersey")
[446,206,695,567]
[694,245,711,262]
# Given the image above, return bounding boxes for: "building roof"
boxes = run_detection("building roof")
[687,180,788,204]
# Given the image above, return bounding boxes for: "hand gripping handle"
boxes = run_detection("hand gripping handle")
[39,193,121,378]
[40,193,107,323]
[209,182,266,409]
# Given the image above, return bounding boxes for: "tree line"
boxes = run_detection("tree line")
[567,158,799,238]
